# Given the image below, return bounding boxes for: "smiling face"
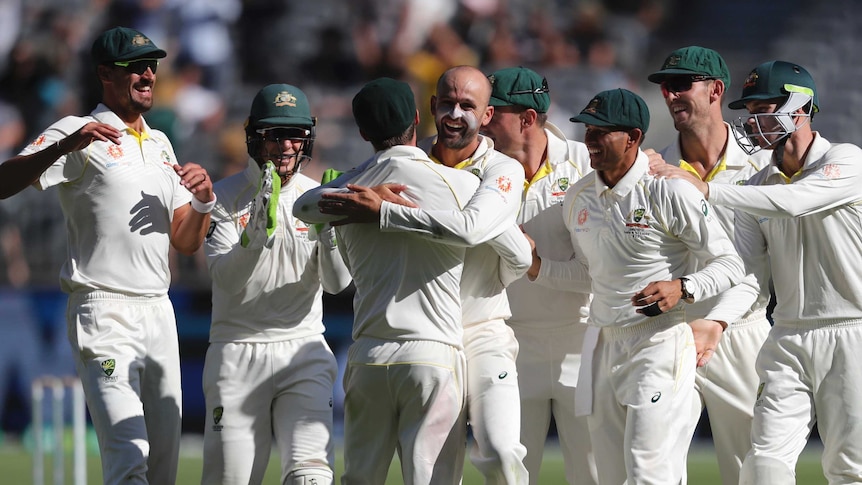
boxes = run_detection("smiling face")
[99,60,157,123]
[583,124,641,186]
[431,67,493,152]
[660,75,718,133]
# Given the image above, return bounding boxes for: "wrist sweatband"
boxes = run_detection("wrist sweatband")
[191,194,217,213]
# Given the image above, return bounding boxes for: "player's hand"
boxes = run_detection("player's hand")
[689,318,725,367]
[174,162,215,202]
[632,280,683,316]
[319,183,414,225]
[644,148,666,171]
[62,122,123,152]
[650,163,710,198]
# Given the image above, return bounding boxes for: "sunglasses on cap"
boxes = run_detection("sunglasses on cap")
[256,127,312,141]
[113,58,159,75]
[508,77,549,96]
[660,75,715,96]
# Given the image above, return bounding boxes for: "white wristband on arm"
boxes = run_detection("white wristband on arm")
[191,194,217,213]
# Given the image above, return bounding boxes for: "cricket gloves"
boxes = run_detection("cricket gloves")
[241,161,281,249]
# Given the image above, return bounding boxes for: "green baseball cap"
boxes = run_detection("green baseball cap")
[647,46,730,88]
[728,60,819,112]
[91,27,166,65]
[352,78,416,141]
[248,84,314,127]
[570,88,650,132]
[488,67,550,113]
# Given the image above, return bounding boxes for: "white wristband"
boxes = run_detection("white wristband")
[191,194,217,213]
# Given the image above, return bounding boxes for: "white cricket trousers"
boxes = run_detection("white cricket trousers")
[66,291,181,485]
[201,335,337,485]
[678,312,770,485]
[464,319,528,485]
[341,338,467,485]
[511,323,597,485]
[740,319,862,485]
[585,314,696,485]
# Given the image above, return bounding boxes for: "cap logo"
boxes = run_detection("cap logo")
[131,34,151,47]
[488,74,496,85]
[274,91,297,108]
[663,55,681,69]
[584,97,601,114]
[743,71,758,89]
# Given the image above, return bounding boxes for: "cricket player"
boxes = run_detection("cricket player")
[320,66,532,485]
[0,27,214,484]
[294,77,481,485]
[201,84,351,485]
[666,60,862,484]
[647,46,772,485]
[530,88,748,484]
[481,66,598,485]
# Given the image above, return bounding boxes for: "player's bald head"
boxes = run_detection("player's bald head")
[436,66,492,105]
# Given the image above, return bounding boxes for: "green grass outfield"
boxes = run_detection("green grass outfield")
[3,436,828,484]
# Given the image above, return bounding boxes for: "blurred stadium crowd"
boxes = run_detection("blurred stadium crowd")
[0,0,860,437]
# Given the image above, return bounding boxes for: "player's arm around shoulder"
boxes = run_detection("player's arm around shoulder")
[658,177,745,302]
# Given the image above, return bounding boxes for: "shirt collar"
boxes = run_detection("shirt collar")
[596,149,648,198]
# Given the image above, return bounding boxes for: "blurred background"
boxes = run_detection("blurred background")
[0,0,859,447]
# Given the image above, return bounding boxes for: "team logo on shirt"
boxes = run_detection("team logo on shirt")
[100,359,115,376]
[100,359,118,382]
[551,177,569,197]
[212,406,224,431]
[754,382,765,407]
[624,208,649,229]
[735,179,747,185]
[160,150,173,166]
[107,144,124,159]
[470,168,482,178]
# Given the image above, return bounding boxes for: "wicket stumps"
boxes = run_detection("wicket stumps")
[31,376,87,485]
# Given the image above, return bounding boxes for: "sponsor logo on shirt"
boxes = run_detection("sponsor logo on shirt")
[822,163,840,179]
[239,212,250,229]
[496,176,512,193]
[32,134,47,147]
[107,144,124,160]
[577,208,588,225]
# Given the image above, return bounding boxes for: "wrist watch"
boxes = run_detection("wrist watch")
[680,277,695,303]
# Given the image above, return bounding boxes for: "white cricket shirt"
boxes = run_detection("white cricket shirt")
[379,135,530,326]
[660,122,768,324]
[544,150,745,328]
[296,145,480,348]
[205,160,351,342]
[508,123,593,330]
[709,133,862,324]
[22,104,191,296]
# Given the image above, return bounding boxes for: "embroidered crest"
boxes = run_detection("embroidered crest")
[274,91,297,108]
